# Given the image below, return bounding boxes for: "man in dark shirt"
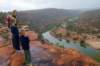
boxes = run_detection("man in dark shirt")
[20,33,29,50]
[20,30,32,66]
[11,24,20,51]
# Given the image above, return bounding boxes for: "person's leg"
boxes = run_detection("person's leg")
[12,38,20,52]
[24,50,32,64]
[12,38,16,49]
[8,23,11,28]
[15,38,20,50]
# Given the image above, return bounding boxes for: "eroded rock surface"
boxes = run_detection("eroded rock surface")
[1,43,99,66]
[0,46,14,66]
[0,30,99,66]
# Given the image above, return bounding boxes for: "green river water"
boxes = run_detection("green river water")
[42,31,100,62]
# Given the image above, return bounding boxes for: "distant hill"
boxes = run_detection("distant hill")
[17,8,82,32]
[76,9,100,34]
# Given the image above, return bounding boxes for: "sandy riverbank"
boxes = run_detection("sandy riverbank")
[85,40,100,50]
[51,27,100,50]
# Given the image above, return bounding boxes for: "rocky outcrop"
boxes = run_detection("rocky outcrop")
[0,43,99,66]
[0,30,99,66]
[9,53,24,66]
[0,36,4,47]
[0,46,14,66]
[25,31,38,41]
[41,44,99,66]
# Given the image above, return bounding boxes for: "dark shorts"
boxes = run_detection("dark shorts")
[12,37,20,50]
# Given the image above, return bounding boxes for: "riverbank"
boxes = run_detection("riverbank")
[86,40,100,50]
[51,27,100,50]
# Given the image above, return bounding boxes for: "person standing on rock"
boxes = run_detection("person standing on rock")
[11,23,20,52]
[20,30,33,66]
[5,10,20,52]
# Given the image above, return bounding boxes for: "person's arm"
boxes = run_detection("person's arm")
[27,37,30,44]
[4,16,9,27]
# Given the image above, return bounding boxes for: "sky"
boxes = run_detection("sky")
[0,0,100,12]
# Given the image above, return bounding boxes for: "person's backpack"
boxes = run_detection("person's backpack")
[5,15,12,28]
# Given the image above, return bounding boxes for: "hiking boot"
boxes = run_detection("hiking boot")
[27,63,33,66]
[15,51,21,54]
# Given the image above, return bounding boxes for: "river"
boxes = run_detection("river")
[42,31,100,62]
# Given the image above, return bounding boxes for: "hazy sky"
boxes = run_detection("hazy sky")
[0,0,100,11]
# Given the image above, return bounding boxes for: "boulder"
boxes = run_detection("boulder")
[0,46,14,66]
[9,53,24,66]
[25,31,38,41]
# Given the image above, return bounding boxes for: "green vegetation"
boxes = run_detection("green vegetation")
[0,31,9,41]
[0,12,6,24]
[43,23,61,32]
[80,43,87,48]
[65,17,80,32]
[95,57,100,62]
